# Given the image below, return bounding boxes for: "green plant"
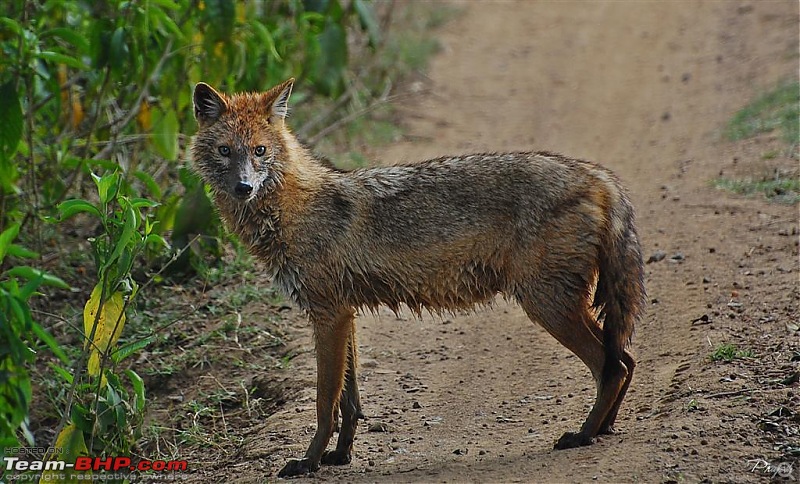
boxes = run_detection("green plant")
[710,343,753,362]
[0,0,384,270]
[42,171,160,477]
[0,224,69,462]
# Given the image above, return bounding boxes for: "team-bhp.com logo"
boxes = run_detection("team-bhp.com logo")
[4,455,188,479]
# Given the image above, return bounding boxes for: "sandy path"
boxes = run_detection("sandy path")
[256,2,798,482]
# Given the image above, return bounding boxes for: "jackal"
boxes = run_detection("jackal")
[191,79,646,477]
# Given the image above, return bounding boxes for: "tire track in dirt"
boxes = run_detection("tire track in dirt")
[249,1,798,482]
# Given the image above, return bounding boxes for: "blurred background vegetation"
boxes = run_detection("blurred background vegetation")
[0,0,454,478]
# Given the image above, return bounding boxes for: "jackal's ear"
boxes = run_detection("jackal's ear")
[193,82,226,126]
[268,78,294,124]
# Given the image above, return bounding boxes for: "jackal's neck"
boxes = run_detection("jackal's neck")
[277,129,334,194]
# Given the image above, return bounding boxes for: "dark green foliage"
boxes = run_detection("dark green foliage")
[0,0,383,466]
[0,223,69,460]
[0,0,380,249]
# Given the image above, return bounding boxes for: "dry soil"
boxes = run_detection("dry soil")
[185,1,800,482]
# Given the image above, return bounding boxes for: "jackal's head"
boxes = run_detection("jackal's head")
[191,79,294,202]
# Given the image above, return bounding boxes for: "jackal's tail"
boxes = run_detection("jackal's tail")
[593,196,646,372]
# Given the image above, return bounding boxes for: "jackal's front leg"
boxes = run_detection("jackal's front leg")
[278,309,352,477]
[322,318,363,466]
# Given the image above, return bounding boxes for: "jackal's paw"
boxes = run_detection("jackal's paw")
[598,424,617,435]
[277,458,318,477]
[321,449,352,466]
[554,431,595,450]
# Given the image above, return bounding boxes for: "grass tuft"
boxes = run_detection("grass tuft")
[726,81,799,145]
[710,343,753,362]
[713,172,800,204]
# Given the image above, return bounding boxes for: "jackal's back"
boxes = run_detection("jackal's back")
[282,151,637,317]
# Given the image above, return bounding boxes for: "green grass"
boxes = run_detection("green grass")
[726,81,799,145]
[710,343,753,362]
[713,173,800,204]
[717,81,799,203]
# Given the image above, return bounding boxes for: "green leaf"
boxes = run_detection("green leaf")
[130,197,159,209]
[145,233,170,251]
[125,369,146,413]
[105,377,122,405]
[354,0,381,47]
[0,151,21,193]
[48,363,74,384]
[134,170,162,199]
[70,404,93,434]
[250,21,282,61]
[0,17,23,35]
[204,0,235,43]
[96,172,120,206]
[39,28,90,53]
[109,27,129,71]
[6,296,31,334]
[172,182,215,245]
[6,244,39,260]
[0,223,20,264]
[0,81,23,164]
[102,203,137,271]
[178,166,202,190]
[113,336,155,364]
[149,0,181,9]
[311,18,348,96]
[18,276,42,300]
[37,51,87,70]
[148,3,184,39]
[326,0,345,22]
[151,108,179,160]
[30,322,68,363]
[7,266,70,289]
[57,199,102,220]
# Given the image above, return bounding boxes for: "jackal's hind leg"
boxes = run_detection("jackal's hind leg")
[598,348,635,434]
[583,321,635,435]
[519,297,627,449]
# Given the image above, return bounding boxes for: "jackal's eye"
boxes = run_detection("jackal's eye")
[218,145,231,157]
[254,145,266,157]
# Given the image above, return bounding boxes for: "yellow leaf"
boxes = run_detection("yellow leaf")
[39,424,91,483]
[137,99,151,131]
[58,64,69,105]
[83,284,126,376]
[71,95,84,129]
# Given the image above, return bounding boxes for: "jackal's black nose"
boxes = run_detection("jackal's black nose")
[234,181,253,198]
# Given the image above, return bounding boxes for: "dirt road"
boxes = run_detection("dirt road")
[231,2,799,482]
